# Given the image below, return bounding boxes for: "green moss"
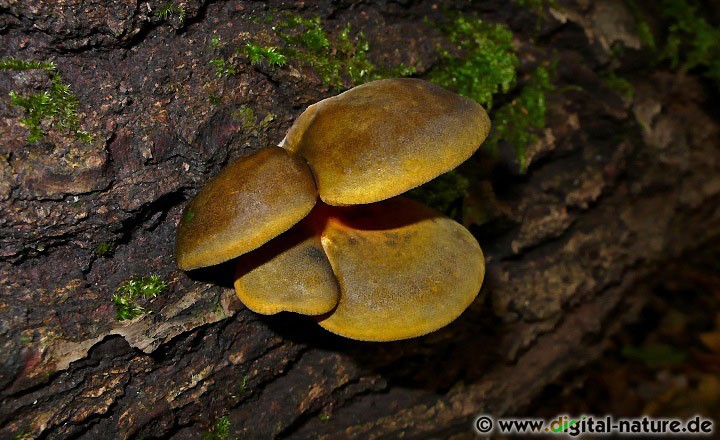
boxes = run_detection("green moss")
[113,275,167,321]
[184,208,195,223]
[427,14,553,171]
[208,93,222,105]
[266,14,414,89]
[208,36,224,50]
[202,416,231,440]
[95,242,112,257]
[205,36,237,78]
[658,0,720,89]
[603,72,635,99]
[627,0,720,89]
[209,58,236,77]
[276,18,379,88]
[234,105,255,131]
[318,412,331,421]
[239,375,248,393]
[406,171,469,220]
[486,66,553,172]
[279,16,330,51]
[207,41,285,80]
[2,58,92,143]
[636,20,657,50]
[428,15,518,110]
[233,104,275,135]
[241,43,287,67]
[208,14,413,89]
[0,57,55,71]
[155,2,186,23]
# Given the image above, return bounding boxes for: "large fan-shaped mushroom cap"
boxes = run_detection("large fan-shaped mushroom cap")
[282,78,490,206]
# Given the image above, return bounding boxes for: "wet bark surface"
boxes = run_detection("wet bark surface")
[1,0,719,438]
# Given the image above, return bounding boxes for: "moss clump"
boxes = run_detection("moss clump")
[207,41,285,79]
[11,430,33,440]
[208,93,222,105]
[603,72,635,100]
[241,43,287,67]
[657,0,720,89]
[238,375,248,393]
[155,2,186,24]
[636,20,657,50]
[275,17,387,89]
[627,0,720,89]
[207,36,224,50]
[209,58,236,77]
[486,66,553,171]
[428,15,519,110]
[240,14,415,89]
[208,14,414,89]
[0,57,55,71]
[2,58,92,143]
[95,242,112,257]
[428,14,553,172]
[232,104,275,135]
[202,416,231,440]
[278,16,331,51]
[113,275,167,321]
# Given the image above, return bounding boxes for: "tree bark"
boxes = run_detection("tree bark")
[1,0,719,438]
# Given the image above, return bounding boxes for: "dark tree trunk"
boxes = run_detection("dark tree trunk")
[1,1,719,438]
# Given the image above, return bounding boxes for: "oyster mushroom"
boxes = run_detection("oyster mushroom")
[178,79,490,341]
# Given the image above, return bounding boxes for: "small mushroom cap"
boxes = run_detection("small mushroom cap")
[176,147,317,270]
[282,78,490,206]
[317,197,485,341]
[234,215,340,315]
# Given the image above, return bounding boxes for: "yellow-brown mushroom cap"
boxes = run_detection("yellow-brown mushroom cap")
[234,213,340,315]
[317,197,485,341]
[176,147,317,270]
[282,78,491,206]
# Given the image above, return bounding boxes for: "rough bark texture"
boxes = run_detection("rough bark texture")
[1,0,719,439]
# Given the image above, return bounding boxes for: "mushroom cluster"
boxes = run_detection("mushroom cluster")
[176,78,490,341]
